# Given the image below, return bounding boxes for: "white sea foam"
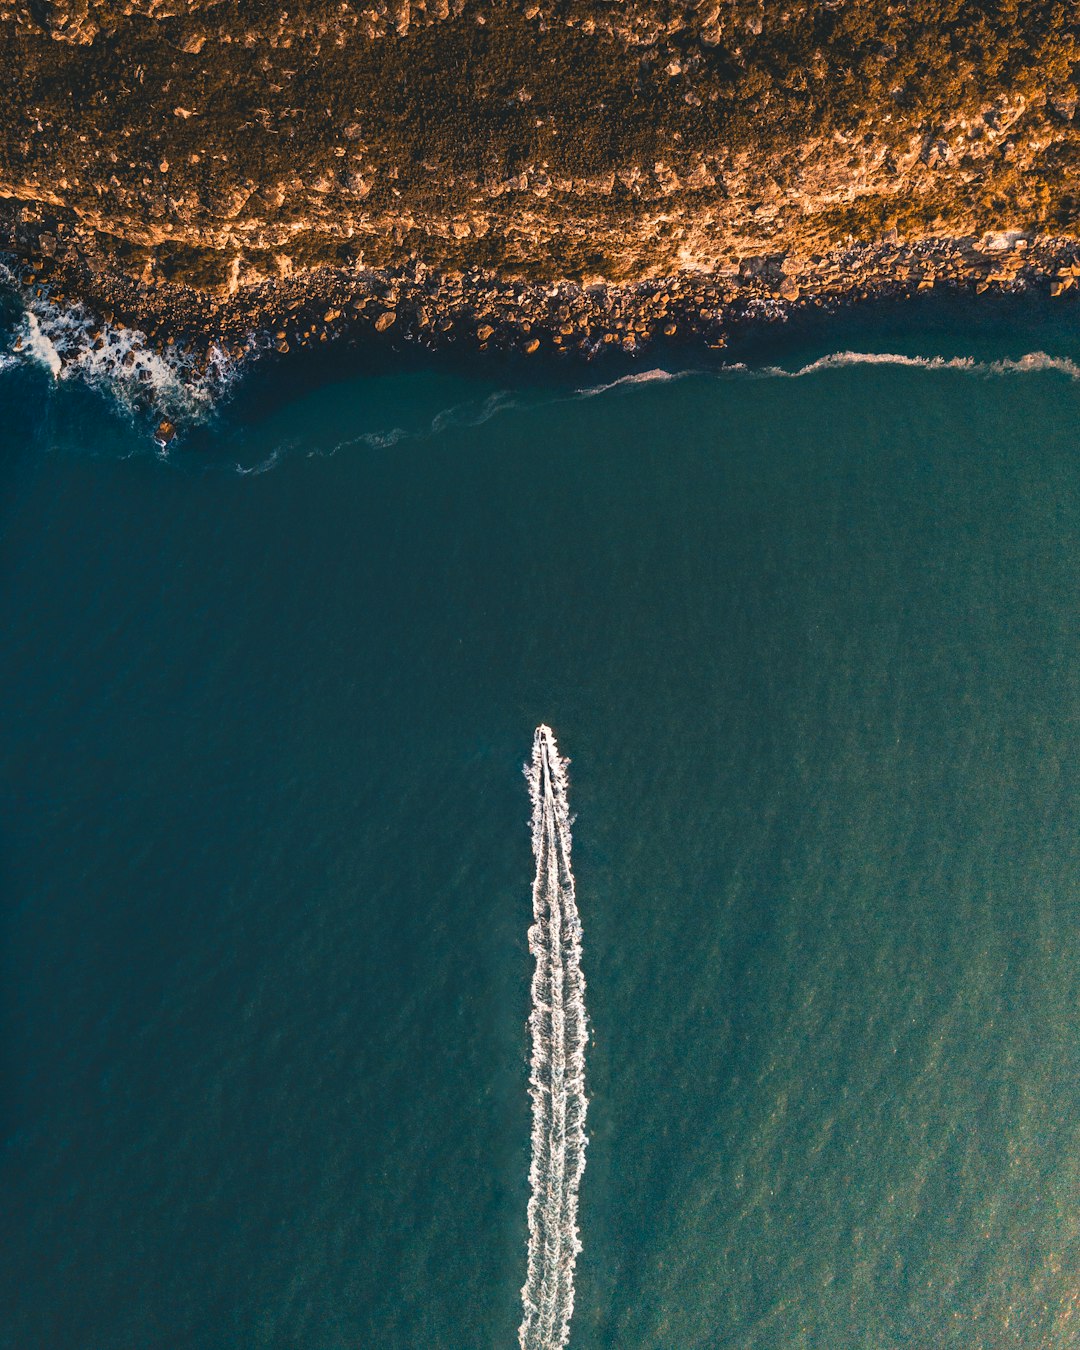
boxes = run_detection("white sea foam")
[520,726,588,1350]
[986,351,1080,378]
[765,350,976,377]
[576,366,700,398]
[569,349,1080,400]
[22,312,63,378]
[755,349,1080,380]
[313,344,1080,469]
[1,266,244,423]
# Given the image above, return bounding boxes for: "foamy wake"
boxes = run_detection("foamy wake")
[1,267,243,423]
[520,725,588,1350]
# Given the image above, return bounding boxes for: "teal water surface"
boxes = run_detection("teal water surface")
[2,299,1079,1349]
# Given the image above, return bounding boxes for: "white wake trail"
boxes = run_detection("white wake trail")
[519,725,588,1350]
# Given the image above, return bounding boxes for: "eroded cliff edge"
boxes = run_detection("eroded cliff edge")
[2,0,1079,358]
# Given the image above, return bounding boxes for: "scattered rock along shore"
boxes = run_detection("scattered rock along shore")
[2,0,1078,380]
[6,200,1080,379]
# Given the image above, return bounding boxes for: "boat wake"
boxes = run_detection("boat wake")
[520,726,588,1350]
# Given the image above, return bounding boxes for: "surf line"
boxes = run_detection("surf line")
[519,725,588,1350]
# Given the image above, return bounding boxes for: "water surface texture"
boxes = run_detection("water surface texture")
[2,301,1079,1349]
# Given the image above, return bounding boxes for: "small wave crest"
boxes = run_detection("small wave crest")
[987,351,1080,378]
[569,349,1080,398]
[235,447,283,476]
[431,389,521,433]
[756,349,1080,380]
[318,390,525,462]
[576,366,701,398]
[767,350,977,377]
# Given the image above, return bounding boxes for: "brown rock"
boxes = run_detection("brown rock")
[375,311,397,332]
[524,337,540,354]
[477,323,495,341]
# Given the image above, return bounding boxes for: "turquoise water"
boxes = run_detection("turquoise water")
[2,296,1079,1348]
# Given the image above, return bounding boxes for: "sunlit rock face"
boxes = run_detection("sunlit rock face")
[1,0,1077,296]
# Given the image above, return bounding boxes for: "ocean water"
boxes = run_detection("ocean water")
[2,291,1079,1349]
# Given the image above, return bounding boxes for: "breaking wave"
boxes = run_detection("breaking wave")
[520,726,588,1350]
[4,263,1077,468]
[1,267,243,423]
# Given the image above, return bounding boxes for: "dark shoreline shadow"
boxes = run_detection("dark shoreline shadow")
[205,285,1074,434]
[3,278,1077,464]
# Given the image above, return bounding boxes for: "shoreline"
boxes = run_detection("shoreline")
[4,210,1080,418]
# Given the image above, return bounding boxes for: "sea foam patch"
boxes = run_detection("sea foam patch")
[1,267,246,425]
[571,349,1080,401]
[575,366,702,398]
[757,349,1080,380]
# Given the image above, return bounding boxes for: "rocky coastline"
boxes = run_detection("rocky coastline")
[3,0,1079,415]
[5,197,1080,391]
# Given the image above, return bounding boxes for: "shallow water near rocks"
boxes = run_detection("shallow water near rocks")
[2,294,1079,1348]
